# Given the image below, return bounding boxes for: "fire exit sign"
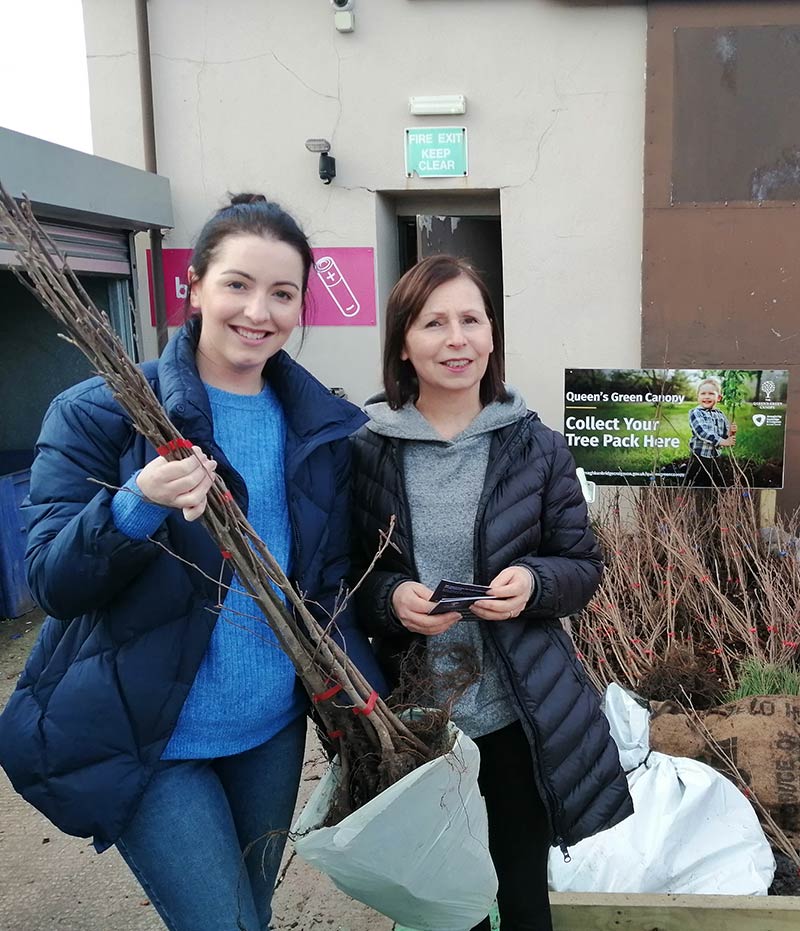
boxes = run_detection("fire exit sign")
[404,127,468,178]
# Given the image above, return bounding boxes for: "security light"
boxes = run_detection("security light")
[305,138,336,184]
[409,95,467,116]
[305,138,331,154]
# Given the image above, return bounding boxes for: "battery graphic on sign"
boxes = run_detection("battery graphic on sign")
[314,256,360,318]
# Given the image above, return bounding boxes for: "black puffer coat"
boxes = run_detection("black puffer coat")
[351,410,633,851]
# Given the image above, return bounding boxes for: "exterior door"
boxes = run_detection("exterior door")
[400,215,505,340]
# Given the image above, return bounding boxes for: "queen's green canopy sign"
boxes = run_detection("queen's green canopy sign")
[405,127,468,178]
[563,368,789,488]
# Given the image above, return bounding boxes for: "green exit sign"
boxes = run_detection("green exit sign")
[405,127,468,178]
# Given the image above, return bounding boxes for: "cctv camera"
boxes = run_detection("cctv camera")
[331,0,354,10]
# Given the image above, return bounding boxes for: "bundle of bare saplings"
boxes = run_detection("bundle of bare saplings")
[0,182,450,821]
[571,484,800,886]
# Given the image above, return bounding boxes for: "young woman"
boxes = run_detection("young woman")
[351,255,633,931]
[0,194,385,931]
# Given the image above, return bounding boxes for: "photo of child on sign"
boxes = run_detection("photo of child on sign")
[685,377,737,486]
[563,369,788,488]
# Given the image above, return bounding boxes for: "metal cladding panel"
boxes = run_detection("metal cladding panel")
[0,126,172,231]
[0,223,130,275]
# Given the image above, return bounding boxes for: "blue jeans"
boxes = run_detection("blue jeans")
[117,714,307,931]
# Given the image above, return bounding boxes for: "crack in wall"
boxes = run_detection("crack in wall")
[152,50,338,103]
[271,49,339,102]
[330,42,343,146]
[500,107,564,192]
[195,4,209,198]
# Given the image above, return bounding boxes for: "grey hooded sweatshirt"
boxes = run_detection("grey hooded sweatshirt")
[363,386,529,738]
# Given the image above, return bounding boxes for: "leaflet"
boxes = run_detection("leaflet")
[428,579,499,615]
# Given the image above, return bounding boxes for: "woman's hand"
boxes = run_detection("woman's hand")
[719,437,736,448]
[471,566,534,621]
[136,446,217,521]
[391,581,461,635]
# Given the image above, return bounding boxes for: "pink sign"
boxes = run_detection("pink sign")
[146,248,192,327]
[308,247,376,326]
[146,246,376,328]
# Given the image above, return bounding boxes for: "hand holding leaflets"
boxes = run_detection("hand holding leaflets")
[430,567,535,622]
[428,579,500,616]
[393,568,534,634]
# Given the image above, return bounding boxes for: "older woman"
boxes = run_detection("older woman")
[351,254,632,931]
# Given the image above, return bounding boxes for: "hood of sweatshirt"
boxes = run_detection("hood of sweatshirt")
[363,385,529,442]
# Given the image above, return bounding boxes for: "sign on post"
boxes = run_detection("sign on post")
[405,127,468,178]
[563,368,789,488]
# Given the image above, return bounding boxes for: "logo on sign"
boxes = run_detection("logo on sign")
[315,256,360,318]
[752,414,766,427]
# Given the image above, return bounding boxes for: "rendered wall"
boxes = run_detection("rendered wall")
[83,0,646,425]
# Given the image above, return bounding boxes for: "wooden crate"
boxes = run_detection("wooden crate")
[551,892,800,931]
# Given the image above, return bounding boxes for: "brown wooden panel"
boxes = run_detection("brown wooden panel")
[673,25,800,203]
[643,206,800,366]
[643,207,800,506]
[645,2,800,510]
[646,3,800,210]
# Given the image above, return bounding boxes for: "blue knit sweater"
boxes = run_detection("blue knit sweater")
[111,382,303,759]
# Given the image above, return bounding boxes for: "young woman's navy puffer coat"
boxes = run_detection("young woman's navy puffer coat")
[0,319,384,850]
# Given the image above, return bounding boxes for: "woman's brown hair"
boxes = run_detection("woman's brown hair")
[383,254,508,410]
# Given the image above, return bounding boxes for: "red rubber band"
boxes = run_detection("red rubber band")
[353,690,379,716]
[220,550,232,559]
[156,438,194,456]
[328,730,344,740]
[222,490,234,502]
[312,682,343,703]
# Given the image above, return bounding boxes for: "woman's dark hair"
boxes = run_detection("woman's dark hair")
[383,254,508,410]
[185,192,315,324]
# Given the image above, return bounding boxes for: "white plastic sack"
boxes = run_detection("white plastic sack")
[548,683,775,895]
[293,724,497,931]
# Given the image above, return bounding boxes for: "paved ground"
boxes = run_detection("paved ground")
[0,610,393,931]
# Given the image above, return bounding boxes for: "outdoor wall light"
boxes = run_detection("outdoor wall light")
[409,94,467,116]
[305,138,336,184]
